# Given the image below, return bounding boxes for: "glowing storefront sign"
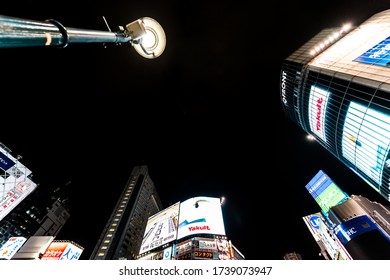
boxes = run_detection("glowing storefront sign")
[308,85,330,142]
[334,215,378,245]
[305,170,348,214]
[41,242,83,260]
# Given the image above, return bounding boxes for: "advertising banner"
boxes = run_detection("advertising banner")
[139,202,179,254]
[177,196,225,240]
[305,170,348,213]
[0,237,27,260]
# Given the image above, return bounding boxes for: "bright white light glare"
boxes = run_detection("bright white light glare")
[341,23,352,33]
[133,17,166,59]
[307,134,316,141]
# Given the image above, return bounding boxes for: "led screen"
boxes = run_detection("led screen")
[139,202,179,255]
[177,196,225,240]
[342,101,390,186]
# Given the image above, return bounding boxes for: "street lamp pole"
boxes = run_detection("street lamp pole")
[0,14,166,58]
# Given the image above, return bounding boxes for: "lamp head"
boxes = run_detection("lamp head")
[126,17,166,59]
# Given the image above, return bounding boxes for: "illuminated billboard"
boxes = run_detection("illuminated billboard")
[354,36,390,67]
[177,196,225,240]
[139,202,179,255]
[41,241,83,260]
[0,237,27,260]
[334,215,381,246]
[308,85,330,142]
[305,170,349,214]
[342,101,390,186]
[0,145,37,222]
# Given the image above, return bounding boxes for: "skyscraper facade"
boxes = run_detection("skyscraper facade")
[280,9,390,203]
[89,165,163,260]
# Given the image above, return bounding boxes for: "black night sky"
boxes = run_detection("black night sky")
[2,0,390,260]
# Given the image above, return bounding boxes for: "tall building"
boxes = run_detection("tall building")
[89,165,163,260]
[303,170,390,259]
[280,9,390,203]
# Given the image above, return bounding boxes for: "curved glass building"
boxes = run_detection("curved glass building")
[280,9,390,203]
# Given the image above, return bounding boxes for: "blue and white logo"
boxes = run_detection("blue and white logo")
[310,215,321,230]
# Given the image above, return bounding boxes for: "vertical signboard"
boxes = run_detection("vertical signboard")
[305,170,349,214]
[308,85,330,142]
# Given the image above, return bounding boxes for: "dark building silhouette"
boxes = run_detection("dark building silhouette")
[89,165,163,260]
[284,252,302,260]
[0,180,70,249]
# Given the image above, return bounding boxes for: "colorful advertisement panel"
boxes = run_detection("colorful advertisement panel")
[308,85,330,142]
[0,146,37,222]
[0,237,27,260]
[334,215,380,246]
[305,170,349,213]
[342,101,390,186]
[354,36,390,67]
[0,179,37,222]
[139,202,179,254]
[177,196,225,240]
[41,241,83,260]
